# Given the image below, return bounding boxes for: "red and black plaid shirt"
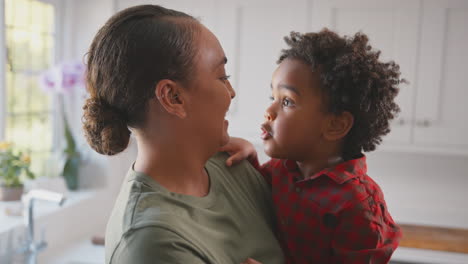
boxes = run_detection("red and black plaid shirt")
[251,155,401,264]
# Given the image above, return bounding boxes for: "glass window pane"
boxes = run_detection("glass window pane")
[12,0,31,30]
[9,114,53,152]
[29,113,53,152]
[4,0,55,178]
[6,115,31,150]
[44,35,54,69]
[7,72,30,114]
[43,4,55,34]
[5,114,52,175]
[5,0,14,26]
[29,151,51,178]
[7,29,31,72]
[30,75,51,112]
[30,1,45,33]
[30,35,53,71]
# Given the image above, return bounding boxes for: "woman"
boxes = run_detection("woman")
[82,5,284,264]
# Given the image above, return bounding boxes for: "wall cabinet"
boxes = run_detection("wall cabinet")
[310,0,421,147]
[116,0,468,155]
[412,0,468,151]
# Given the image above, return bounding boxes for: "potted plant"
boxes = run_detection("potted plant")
[40,61,84,190]
[0,142,35,201]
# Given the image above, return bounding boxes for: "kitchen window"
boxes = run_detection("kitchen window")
[0,0,60,177]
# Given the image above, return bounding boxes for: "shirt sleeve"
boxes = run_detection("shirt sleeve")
[110,226,208,264]
[331,196,402,264]
[249,156,274,186]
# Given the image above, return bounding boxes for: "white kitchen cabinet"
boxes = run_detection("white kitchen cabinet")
[310,0,421,145]
[413,0,468,150]
[310,0,468,154]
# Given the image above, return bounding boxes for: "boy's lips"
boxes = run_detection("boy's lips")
[260,124,273,140]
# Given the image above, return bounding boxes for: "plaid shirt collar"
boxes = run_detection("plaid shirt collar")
[283,154,367,184]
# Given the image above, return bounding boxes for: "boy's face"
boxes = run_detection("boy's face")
[261,58,330,161]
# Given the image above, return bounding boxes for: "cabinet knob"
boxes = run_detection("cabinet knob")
[416,119,431,127]
[396,119,406,126]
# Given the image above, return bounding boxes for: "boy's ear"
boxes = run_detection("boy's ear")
[155,79,186,118]
[323,111,354,141]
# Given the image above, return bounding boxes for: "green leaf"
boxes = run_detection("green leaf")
[62,155,80,190]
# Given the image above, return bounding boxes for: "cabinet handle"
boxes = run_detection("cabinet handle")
[416,119,431,127]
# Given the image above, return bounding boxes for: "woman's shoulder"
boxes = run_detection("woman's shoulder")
[208,152,262,181]
[207,151,231,166]
[108,173,182,232]
[208,152,256,173]
[207,152,269,195]
[108,224,204,264]
[127,185,185,230]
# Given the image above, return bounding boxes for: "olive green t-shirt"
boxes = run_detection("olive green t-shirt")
[105,152,284,264]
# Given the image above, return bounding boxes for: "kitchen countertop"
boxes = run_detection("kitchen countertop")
[399,223,468,253]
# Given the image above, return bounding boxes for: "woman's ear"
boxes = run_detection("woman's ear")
[323,111,354,141]
[155,79,186,118]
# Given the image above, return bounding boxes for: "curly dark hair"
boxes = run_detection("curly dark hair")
[82,5,199,155]
[278,29,403,159]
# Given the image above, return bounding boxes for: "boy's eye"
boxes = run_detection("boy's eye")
[282,98,293,107]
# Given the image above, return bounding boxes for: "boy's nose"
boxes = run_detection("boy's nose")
[264,110,276,121]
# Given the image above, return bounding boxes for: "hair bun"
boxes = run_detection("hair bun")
[82,98,130,155]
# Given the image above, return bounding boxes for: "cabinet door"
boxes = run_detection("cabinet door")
[310,0,420,145]
[212,0,310,140]
[413,0,468,148]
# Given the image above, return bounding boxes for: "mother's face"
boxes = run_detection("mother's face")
[184,24,236,149]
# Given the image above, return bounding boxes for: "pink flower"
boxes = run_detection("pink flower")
[39,61,85,94]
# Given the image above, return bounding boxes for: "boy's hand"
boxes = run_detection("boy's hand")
[220,137,257,166]
[241,258,263,264]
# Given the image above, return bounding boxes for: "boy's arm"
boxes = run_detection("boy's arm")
[331,196,402,264]
[220,137,273,185]
[220,137,258,166]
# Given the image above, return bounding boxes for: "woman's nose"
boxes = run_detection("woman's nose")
[227,81,236,99]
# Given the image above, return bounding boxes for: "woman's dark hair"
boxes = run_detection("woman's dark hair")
[279,29,403,159]
[82,5,200,155]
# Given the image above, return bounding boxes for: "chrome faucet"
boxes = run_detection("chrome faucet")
[18,189,66,264]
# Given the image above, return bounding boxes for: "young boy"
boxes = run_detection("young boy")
[224,29,403,264]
